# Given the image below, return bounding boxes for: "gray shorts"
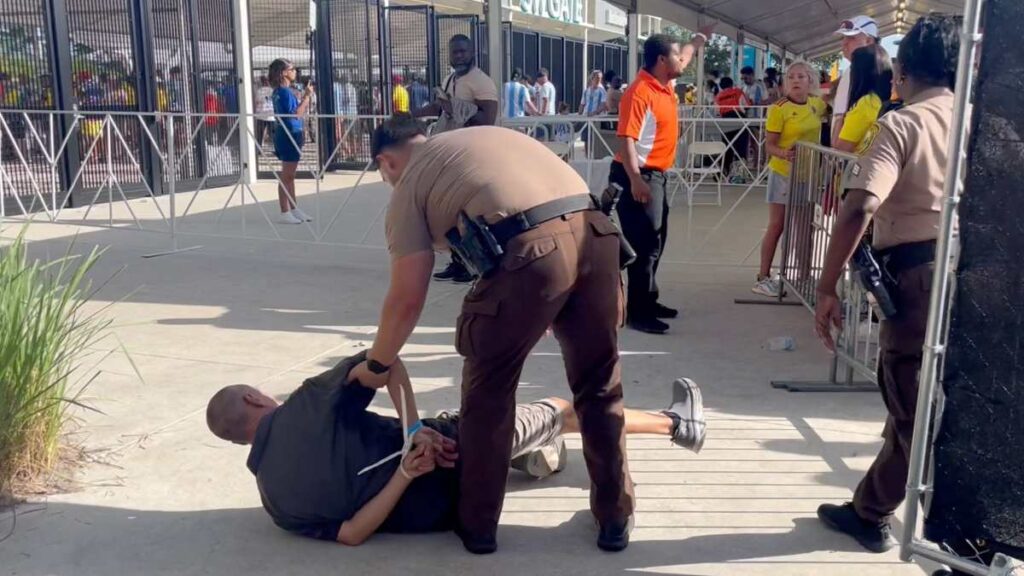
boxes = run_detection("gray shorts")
[766,170,791,205]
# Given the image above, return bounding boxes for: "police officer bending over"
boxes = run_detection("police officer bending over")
[350,115,643,554]
[812,14,961,554]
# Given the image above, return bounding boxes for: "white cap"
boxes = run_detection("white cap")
[835,15,879,38]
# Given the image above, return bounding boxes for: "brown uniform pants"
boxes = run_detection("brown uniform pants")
[853,263,933,524]
[456,210,635,539]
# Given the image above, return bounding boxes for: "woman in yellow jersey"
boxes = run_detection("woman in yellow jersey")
[834,44,892,153]
[752,62,827,298]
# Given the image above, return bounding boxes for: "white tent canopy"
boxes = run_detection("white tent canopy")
[610,0,964,58]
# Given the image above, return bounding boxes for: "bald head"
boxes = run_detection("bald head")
[206,384,277,444]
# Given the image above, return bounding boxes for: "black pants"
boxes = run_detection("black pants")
[721,110,749,175]
[610,161,668,318]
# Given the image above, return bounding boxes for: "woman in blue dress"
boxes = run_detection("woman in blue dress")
[268,58,314,224]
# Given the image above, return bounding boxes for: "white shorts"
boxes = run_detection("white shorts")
[766,171,791,205]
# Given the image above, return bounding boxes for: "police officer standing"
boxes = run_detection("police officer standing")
[350,116,636,554]
[812,14,962,554]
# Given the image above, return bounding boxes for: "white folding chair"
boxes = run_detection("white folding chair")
[679,141,725,206]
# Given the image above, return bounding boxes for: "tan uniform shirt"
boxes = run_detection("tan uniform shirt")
[444,67,498,104]
[845,87,955,250]
[385,126,589,259]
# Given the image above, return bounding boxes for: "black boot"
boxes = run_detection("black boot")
[455,527,497,555]
[597,516,634,552]
[627,316,669,334]
[817,502,897,553]
[652,302,679,319]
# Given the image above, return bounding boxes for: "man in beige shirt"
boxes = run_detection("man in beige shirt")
[812,14,960,555]
[414,33,499,284]
[347,116,640,555]
[414,34,498,133]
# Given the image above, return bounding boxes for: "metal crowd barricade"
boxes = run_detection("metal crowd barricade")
[0,109,397,254]
[769,141,879,392]
[3,109,769,267]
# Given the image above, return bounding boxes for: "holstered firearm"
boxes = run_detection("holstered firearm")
[445,212,504,279]
[592,183,636,269]
[850,239,898,319]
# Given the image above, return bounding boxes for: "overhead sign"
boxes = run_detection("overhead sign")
[519,0,584,25]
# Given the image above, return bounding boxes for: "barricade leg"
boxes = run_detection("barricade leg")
[143,113,202,259]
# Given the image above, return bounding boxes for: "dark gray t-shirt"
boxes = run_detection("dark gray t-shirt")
[245,352,458,541]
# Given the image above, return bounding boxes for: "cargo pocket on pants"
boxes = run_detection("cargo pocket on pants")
[455,299,500,358]
[588,215,620,238]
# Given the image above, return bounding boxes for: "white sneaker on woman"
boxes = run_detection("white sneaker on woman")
[291,208,313,222]
[278,211,303,225]
[752,277,782,298]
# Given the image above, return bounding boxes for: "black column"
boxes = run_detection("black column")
[928,0,1024,557]
[314,0,335,168]
[45,0,80,206]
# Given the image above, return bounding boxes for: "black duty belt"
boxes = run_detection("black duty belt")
[878,240,936,276]
[487,194,597,247]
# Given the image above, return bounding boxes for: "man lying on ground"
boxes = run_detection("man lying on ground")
[206,352,706,545]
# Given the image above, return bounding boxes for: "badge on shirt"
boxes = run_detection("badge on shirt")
[857,122,881,155]
[851,163,862,177]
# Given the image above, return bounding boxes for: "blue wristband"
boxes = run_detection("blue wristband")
[407,420,423,437]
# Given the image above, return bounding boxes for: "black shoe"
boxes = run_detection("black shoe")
[433,261,464,281]
[597,516,634,552]
[455,528,497,555]
[652,302,679,319]
[627,316,669,334]
[817,502,897,553]
[451,268,476,284]
[662,378,706,453]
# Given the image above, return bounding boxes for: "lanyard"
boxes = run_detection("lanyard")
[357,384,416,478]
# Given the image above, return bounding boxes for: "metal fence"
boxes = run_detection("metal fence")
[767,141,879,392]
[2,110,770,258]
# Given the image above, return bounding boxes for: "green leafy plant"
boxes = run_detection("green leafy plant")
[0,230,115,499]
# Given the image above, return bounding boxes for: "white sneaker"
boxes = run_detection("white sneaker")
[510,436,567,479]
[752,277,782,298]
[291,207,313,222]
[278,211,303,225]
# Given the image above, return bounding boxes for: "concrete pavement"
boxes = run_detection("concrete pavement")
[0,176,930,575]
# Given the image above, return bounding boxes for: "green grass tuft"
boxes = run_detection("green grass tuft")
[0,229,110,498]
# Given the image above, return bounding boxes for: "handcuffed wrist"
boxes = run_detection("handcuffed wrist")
[407,420,423,437]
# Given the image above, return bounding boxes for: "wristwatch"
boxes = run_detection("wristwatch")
[367,358,391,374]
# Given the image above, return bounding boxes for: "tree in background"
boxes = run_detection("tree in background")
[811,52,842,80]
[661,25,733,84]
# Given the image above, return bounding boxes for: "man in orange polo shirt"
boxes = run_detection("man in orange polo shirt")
[612,28,713,334]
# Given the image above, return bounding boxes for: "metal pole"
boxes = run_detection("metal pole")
[486,0,503,105]
[167,115,178,252]
[582,27,589,101]
[900,0,984,564]
[106,116,113,226]
[49,114,57,215]
[627,9,639,83]
[232,0,256,185]
[0,124,5,220]
[696,30,706,106]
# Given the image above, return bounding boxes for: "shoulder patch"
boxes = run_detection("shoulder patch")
[773,96,791,106]
[857,122,882,155]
